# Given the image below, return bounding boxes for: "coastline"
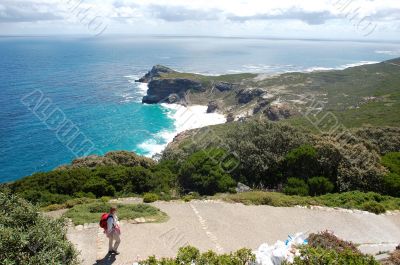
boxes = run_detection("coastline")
[137,83,226,157]
[135,59,380,158]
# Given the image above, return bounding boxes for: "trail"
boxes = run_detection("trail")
[66,200,400,265]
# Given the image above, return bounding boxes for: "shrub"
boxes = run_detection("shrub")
[381,152,400,197]
[0,192,78,264]
[383,173,400,197]
[307,231,359,253]
[354,127,400,155]
[284,145,319,179]
[226,121,312,187]
[308,177,334,196]
[386,249,400,265]
[381,152,400,174]
[143,193,159,203]
[176,246,200,264]
[83,177,116,197]
[361,201,386,214]
[283,178,309,196]
[288,246,378,265]
[178,149,236,195]
[139,246,255,265]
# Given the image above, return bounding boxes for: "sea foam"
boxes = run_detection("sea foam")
[138,104,226,157]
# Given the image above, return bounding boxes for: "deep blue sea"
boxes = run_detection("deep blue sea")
[0,36,399,182]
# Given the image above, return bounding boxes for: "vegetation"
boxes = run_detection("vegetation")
[0,191,78,265]
[6,121,400,213]
[381,247,400,265]
[10,159,177,207]
[143,193,160,203]
[139,246,255,265]
[287,246,378,265]
[307,177,335,196]
[381,152,400,197]
[307,231,360,253]
[283,178,309,196]
[63,201,167,225]
[178,149,236,195]
[283,232,378,265]
[214,191,400,214]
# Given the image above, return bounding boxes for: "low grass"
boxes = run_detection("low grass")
[212,191,400,214]
[63,201,168,225]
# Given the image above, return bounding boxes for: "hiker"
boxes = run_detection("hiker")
[105,206,121,254]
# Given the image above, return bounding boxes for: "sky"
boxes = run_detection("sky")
[0,0,399,40]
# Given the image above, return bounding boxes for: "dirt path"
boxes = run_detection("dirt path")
[66,200,400,265]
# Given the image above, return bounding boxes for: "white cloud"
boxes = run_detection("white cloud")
[0,0,399,40]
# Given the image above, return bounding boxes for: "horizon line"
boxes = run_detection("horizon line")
[0,34,399,44]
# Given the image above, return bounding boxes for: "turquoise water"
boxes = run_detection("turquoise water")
[0,36,398,182]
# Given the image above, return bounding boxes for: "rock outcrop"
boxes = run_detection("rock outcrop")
[142,78,204,104]
[215,82,238,92]
[264,104,297,121]
[207,101,219,113]
[139,65,206,104]
[137,65,176,83]
[236,88,264,104]
[253,99,270,114]
[226,113,235,122]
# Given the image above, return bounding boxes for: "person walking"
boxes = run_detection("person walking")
[107,206,121,255]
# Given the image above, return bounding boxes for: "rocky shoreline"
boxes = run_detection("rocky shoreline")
[137,65,299,123]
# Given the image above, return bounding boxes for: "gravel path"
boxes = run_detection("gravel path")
[66,200,400,265]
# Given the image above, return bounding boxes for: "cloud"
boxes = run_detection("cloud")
[146,5,222,22]
[227,8,337,25]
[369,8,400,21]
[0,1,63,23]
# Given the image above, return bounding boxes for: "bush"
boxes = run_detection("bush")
[283,178,309,196]
[361,201,386,214]
[143,193,159,203]
[0,192,78,264]
[383,173,400,197]
[381,152,400,174]
[385,249,400,265]
[178,149,236,195]
[308,177,334,196]
[381,152,400,197]
[182,192,201,202]
[287,246,378,265]
[284,145,320,179]
[307,231,360,253]
[216,191,400,213]
[139,246,255,265]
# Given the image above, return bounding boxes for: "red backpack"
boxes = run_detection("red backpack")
[99,213,112,230]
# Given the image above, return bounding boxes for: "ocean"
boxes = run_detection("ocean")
[0,36,398,182]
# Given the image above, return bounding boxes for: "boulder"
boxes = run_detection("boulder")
[263,104,297,121]
[215,82,238,92]
[253,99,270,114]
[236,88,264,104]
[137,65,176,83]
[236,182,251,193]
[226,113,235,122]
[207,101,219,113]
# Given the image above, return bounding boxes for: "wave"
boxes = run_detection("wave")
[121,75,149,103]
[138,104,226,157]
[226,61,379,75]
[304,61,378,72]
[375,50,400,56]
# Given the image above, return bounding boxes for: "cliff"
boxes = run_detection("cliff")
[139,58,400,123]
